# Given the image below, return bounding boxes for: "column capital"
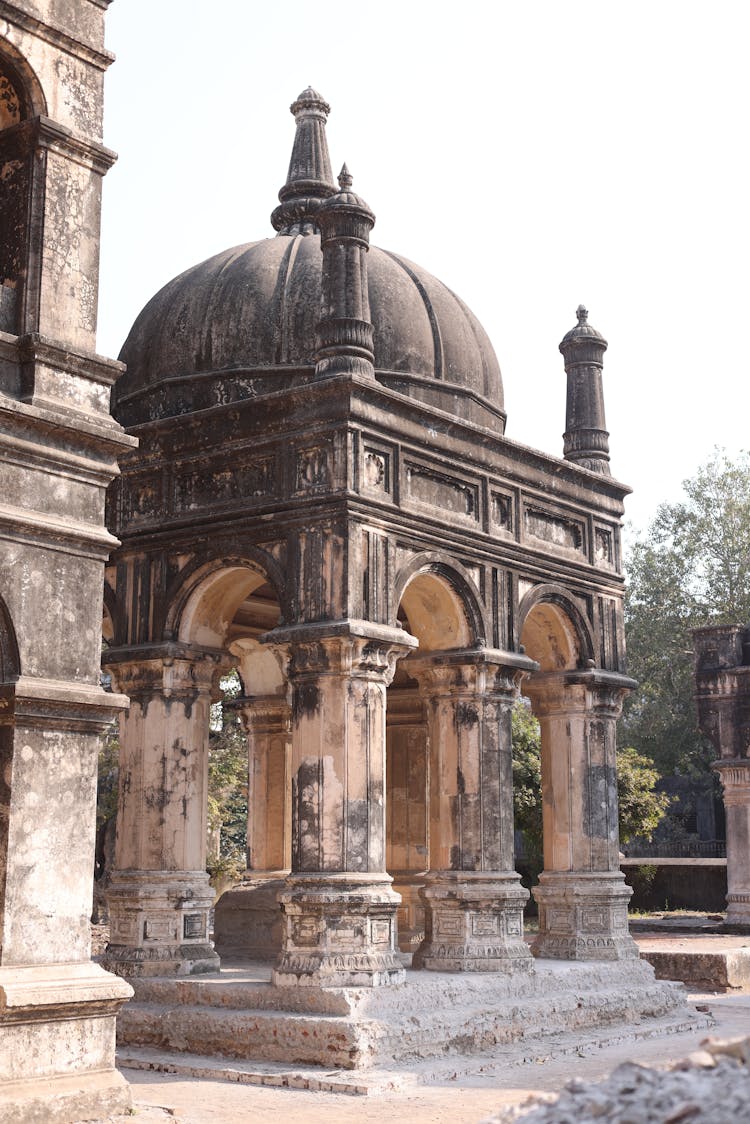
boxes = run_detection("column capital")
[408,647,537,699]
[714,758,750,805]
[103,646,223,698]
[524,668,636,719]
[263,620,417,684]
[231,693,291,736]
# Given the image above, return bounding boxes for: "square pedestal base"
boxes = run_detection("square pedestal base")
[273,875,405,988]
[103,869,220,978]
[532,871,639,960]
[413,874,533,972]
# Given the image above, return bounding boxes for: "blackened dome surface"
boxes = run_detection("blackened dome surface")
[115,233,505,433]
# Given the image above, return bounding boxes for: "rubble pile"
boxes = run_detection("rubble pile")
[489,1037,750,1124]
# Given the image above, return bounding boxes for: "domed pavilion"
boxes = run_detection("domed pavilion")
[103,87,639,989]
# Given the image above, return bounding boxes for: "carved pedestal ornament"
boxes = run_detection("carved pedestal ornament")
[410,648,537,972]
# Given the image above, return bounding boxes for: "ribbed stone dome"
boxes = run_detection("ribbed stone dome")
[113,91,505,435]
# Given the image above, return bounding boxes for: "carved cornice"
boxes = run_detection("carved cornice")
[0,2,114,70]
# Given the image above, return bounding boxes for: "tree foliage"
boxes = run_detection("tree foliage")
[622,449,750,774]
[207,669,248,881]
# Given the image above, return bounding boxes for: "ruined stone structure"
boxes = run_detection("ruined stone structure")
[103,86,639,987]
[694,625,750,929]
[0,1,134,1119]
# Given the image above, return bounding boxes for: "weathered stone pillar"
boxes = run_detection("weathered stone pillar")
[524,669,639,960]
[265,621,416,987]
[386,686,428,951]
[214,694,292,959]
[694,624,750,929]
[409,649,536,973]
[102,653,221,977]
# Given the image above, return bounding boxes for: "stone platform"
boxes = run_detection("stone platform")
[116,957,703,1071]
[637,933,750,990]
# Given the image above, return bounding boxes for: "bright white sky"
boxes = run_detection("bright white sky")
[98,1,749,537]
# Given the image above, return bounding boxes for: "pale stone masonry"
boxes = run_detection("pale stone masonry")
[0,1,134,1119]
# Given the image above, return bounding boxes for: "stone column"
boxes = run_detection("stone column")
[524,669,639,960]
[265,620,416,987]
[386,686,428,952]
[715,761,750,927]
[409,649,536,973]
[694,625,750,929]
[102,653,221,977]
[214,694,292,959]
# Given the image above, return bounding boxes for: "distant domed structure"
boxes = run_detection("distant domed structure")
[115,87,504,434]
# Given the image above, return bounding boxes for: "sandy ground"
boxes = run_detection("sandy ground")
[114,989,750,1124]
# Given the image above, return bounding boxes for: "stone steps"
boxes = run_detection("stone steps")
[117,1007,714,1097]
[116,959,705,1071]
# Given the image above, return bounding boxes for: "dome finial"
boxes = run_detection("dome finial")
[271,88,336,236]
[576,304,589,325]
[338,163,353,190]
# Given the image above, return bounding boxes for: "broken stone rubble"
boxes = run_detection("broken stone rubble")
[486,1036,750,1123]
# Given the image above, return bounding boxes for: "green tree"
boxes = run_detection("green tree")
[622,448,750,775]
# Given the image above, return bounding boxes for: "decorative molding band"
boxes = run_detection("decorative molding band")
[0,2,114,70]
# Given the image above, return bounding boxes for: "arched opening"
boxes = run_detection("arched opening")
[518,591,634,960]
[104,560,286,974]
[387,567,478,951]
[0,47,45,338]
[519,597,583,884]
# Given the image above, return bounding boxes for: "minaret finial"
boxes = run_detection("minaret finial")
[559,306,611,475]
[315,173,376,379]
[271,87,336,236]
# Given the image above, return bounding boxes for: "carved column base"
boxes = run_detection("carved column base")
[272,873,405,988]
[413,872,533,973]
[391,872,426,953]
[0,963,133,1123]
[725,894,750,930]
[532,871,638,960]
[214,872,287,960]
[103,870,219,978]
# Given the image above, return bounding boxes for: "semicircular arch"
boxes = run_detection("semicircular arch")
[165,551,284,649]
[518,583,594,672]
[0,42,48,121]
[394,553,487,651]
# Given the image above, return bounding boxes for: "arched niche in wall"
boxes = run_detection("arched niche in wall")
[0,43,46,338]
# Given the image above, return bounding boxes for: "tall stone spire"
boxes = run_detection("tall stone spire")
[315,165,376,379]
[559,305,611,474]
[271,87,336,235]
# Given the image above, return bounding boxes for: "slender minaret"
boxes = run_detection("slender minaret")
[315,164,376,378]
[559,304,611,474]
[271,86,335,235]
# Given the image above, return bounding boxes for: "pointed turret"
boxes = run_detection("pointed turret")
[559,305,611,474]
[315,164,376,378]
[271,87,336,235]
